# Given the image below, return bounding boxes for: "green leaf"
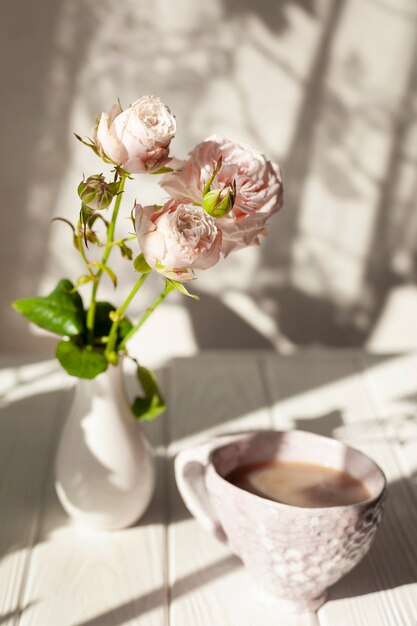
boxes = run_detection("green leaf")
[76,274,96,287]
[150,166,174,175]
[56,340,108,379]
[51,217,75,233]
[80,204,94,246]
[89,262,117,287]
[89,213,109,229]
[85,229,100,245]
[74,133,100,158]
[93,302,113,338]
[12,279,85,337]
[52,217,79,251]
[119,240,133,260]
[129,207,136,231]
[203,156,223,196]
[108,181,120,195]
[165,278,199,300]
[132,364,166,421]
[93,302,133,343]
[133,253,152,274]
[118,317,134,343]
[81,203,94,223]
[113,165,132,178]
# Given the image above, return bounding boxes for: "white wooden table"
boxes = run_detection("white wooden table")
[1,351,417,626]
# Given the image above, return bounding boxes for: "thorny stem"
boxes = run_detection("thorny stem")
[86,175,126,342]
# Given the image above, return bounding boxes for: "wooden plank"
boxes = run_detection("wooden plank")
[263,352,417,626]
[361,352,417,492]
[0,360,67,626]
[17,365,168,626]
[3,352,417,625]
[356,353,417,626]
[166,353,274,454]
[166,355,318,626]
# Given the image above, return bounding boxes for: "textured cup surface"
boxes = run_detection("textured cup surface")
[176,430,386,612]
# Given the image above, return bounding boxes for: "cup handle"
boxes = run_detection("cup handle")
[175,439,230,543]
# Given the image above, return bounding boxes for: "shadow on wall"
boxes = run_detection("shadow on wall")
[189,0,417,350]
[223,0,316,34]
[184,288,274,349]
[1,0,96,354]
[3,0,417,355]
[0,603,37,626]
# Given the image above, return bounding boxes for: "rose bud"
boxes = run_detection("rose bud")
[203,182,236,218]
[92,96,176,174]
[135,199,222,282]
[77,175,119,210]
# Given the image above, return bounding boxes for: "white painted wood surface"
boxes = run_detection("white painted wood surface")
[0,351,416,626]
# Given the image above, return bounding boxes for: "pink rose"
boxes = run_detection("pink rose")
[135,199,222,282]
[161,136,283,255]
[92,96,176,174]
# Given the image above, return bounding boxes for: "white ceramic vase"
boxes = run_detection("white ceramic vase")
[55,358,155,530]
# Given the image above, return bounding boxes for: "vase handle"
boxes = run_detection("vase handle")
[175,438,230,543]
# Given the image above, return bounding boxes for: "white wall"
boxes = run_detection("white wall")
[2,0,417,363]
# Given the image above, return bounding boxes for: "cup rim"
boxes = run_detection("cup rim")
[208,429,387,512]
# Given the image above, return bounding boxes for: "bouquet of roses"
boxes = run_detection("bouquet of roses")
[13,95,283,420]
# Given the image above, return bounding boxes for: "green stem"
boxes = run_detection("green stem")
[119,282,174,351]
[111,235,137,247]
[86,176,126,342]
[105,273,148,358]
[76,220,94,275]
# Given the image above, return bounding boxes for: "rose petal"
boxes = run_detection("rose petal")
[96,112,124,164]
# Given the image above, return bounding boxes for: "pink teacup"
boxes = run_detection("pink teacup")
[175,430,386,612]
